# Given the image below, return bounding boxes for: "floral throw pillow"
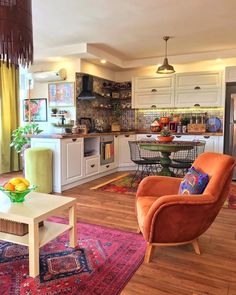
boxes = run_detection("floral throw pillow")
[179,166,209,195]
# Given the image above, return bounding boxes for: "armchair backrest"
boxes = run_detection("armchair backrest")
[192,152,235,206]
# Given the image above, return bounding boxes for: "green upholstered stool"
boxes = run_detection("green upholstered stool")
[25,147,53,193]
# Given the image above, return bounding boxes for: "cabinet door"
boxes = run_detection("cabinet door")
[175,89,221,107]
[175,71,222,107]
[216,136,224,154]
[133,92,175,108]
[118,134,136,167]
[195,136,217,153]
[61,138,83,185]
[176,72,221,90]
[134,76,174,92]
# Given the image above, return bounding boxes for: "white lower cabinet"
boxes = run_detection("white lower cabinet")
[61,138,84,185]
[173,135,223,153]
[118,134,136,168]
[85,156,99,176]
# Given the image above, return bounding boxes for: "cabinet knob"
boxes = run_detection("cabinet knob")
[151,88,157,92]
[106,165,110,168]
[151,105,156,108]
[194,103,200,107]
[91,164,95,168]
[72,138,77,142]
[125,134,130,137]
[194,86,201,90]
[204,136,210,139]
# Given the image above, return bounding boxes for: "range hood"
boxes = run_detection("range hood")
[77,74,103,99]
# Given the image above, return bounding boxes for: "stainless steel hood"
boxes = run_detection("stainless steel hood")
[77,74,103,99]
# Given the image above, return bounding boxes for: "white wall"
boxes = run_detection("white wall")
[115,57,236,81]
[80,60,115,81]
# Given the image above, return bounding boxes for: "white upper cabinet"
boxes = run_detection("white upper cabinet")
[132,71,223,108]
[132,75,175,108]
[175,71,223,107]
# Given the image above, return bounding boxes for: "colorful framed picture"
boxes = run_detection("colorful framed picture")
[48,82,75,107]
[23,98,47,122]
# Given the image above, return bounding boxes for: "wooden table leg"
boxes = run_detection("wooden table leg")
[69,204,77,247]
[28,222,39,278]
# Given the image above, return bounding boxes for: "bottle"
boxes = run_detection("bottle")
[177,122,182,133]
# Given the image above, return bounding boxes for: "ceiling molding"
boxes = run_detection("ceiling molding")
[34,42,236,69]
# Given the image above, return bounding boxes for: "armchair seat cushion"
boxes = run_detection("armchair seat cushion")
[136,196,157,231]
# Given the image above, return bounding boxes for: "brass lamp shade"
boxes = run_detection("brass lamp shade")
[156,58,175,74]
[0,0,33,67]
[156,36,175,74]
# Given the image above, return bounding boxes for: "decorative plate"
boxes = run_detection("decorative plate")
[206,117,221,132]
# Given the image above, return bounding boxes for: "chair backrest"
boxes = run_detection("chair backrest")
[128,141,141,161]
[193,152,235,205]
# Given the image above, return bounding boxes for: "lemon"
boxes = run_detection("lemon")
[18,177,30,187]
[9,178,22,186]
[15,183,27,192]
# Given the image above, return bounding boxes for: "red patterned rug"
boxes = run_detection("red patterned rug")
[94,174,236,209]
[0,217,146,295]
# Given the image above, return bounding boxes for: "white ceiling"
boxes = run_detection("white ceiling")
[32,0,236,68]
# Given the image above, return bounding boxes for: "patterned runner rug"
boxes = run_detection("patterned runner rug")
[91,174,236,209]
[0,217,146,295]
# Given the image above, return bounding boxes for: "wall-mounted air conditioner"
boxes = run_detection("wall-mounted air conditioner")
[32,68,67,82]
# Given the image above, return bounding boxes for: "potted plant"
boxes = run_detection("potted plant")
[10,123,43,155]
[157,129,174,142]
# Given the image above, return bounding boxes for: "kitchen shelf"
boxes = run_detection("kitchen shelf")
[51,123,73,128]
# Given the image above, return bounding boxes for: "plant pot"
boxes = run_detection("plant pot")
[157,136,174,142]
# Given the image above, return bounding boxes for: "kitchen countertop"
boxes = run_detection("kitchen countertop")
[28,130,223,139]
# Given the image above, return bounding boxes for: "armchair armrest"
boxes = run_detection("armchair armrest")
[136,176,182,198]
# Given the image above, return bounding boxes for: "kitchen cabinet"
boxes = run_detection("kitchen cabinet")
[132,71,223,108]
[173,134,222,153]
[118,134,136,168]
[132,76,175,108]
[175,71,222,107]
[61,138,84,185]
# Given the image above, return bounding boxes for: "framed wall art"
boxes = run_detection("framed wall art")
[23,98,47,122]
[48,82,75,107]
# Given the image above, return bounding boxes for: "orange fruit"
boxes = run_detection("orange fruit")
[3,182,15,191]
[9,178,22,186]
[15,183,27,192]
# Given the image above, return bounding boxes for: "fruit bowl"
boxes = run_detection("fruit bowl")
[0,185,37,203]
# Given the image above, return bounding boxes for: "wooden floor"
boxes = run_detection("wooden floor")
[1,171,236,294]
[60,172,236,295]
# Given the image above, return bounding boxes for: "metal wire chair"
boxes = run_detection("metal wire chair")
[129,141,161,186]
[169,140,206,177]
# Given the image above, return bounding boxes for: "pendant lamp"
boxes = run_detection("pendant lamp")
[0,0,33,67]
[156,36,175,74]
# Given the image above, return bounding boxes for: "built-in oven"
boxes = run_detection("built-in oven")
[100,135,114,165]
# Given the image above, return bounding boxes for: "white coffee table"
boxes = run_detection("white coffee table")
[0,191,77,278]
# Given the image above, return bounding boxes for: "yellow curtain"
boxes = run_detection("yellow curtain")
[0,64,20,173]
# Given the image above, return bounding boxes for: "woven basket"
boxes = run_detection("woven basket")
[0,219,44,236]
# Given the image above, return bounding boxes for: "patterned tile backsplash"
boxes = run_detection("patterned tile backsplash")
[76,73,224,132]
[136,107,224,131]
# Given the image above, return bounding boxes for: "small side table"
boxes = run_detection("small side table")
[0,192,77,278]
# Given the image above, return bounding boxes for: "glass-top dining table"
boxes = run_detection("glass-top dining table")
[139,140,205,177]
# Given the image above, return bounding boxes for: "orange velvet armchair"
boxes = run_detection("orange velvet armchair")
[136,152,235,263]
